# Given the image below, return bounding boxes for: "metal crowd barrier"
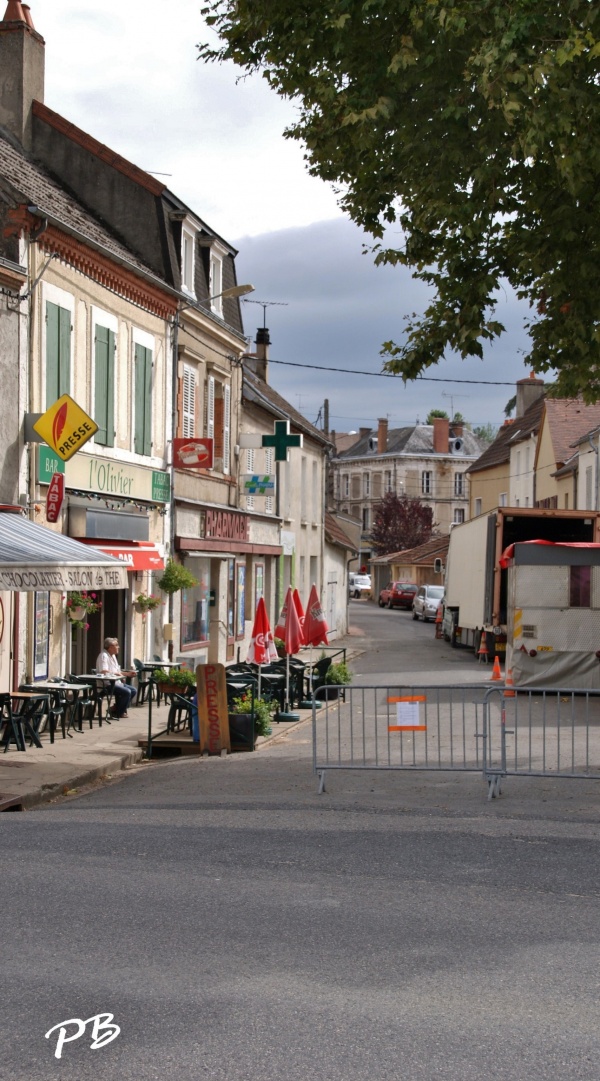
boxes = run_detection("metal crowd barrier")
[312,684,600,800]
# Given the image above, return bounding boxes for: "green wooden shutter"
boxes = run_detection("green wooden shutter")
[134,344,153,456]
[94,325,115,447]
[46,301,72,405]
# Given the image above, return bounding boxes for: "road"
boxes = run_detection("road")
[1,601,599,1081]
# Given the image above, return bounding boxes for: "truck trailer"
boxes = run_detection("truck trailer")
[442,508,600,665]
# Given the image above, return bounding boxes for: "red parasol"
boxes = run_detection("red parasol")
[303,584,329,647]
[247,596,277,665]
[292,588,306,644]
[275,587,303,655]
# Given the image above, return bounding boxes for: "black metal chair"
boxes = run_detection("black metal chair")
[0,693,25,752]
[166,692,193,735]
[307,656,332,698]
[133,659,153,705]
[66,675,96,732]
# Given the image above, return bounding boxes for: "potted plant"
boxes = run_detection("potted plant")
[135,592,162,615]
[229,690,275,750]
[314,659,353,701]
[274,637,286,658]
[156,559,198,595]
[152,666,196,695]
[66,590,102,630]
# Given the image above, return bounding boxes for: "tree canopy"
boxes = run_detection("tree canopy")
[370,492,434,555]
[200,1,600,399]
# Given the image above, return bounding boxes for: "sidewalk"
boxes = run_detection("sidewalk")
[0,643,365,811]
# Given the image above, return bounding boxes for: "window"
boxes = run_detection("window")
[453,508,465,524]
[362,507,370,531]
[134,341,153,456]
[565,493,569,509]
[211,380,231,474]
[363,472,371,497]
[351,475,361,499]
[182,364,196,438]
[474,498,482,516]
[206,375,215,439]
[454,473,464,497]
[422,471,432,495]
[181,229,196,295]
[223,383,231,474]
[586,466,593,509]
[312,460,318,520]
[384,470,392,492]
[301,456,307,520]
[570,565,591,608]
[94,323,115,447]
[181,559,210,646]
[343,474,350,498]
[499,492,507,507]
[210,253,223,315]
[246,449,255,510]
[45,300,71,406]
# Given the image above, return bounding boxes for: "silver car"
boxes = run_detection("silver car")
[412,584,444,622]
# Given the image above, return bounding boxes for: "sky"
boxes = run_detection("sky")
[36,0,534,435]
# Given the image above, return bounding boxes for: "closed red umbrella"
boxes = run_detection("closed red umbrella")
[247,596,277,665]
[304,584,329,647]
[275,587,303,715]
[292,588,306,644]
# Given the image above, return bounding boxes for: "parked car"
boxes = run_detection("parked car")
[378,581,418,609]
[350,573,371,599]
[412,584,445,622]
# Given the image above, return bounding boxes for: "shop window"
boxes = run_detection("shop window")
[181,559,210,646]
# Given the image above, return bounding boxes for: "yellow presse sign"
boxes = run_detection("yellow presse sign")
[33,394,98,462]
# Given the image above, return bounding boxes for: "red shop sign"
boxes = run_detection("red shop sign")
[46,472,65,523]
[173,438,214,470]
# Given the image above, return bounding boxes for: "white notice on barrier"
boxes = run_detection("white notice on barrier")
[387,696,427,732]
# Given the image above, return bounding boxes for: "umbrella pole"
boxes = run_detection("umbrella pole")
[258,664,261,701]
[286,652,290,711]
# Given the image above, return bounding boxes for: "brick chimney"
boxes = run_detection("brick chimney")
[0,2,45,150]
[244,327,270,383]
[377,417,388,453]
[450,420,463,438]
[432,416,450,453]
[516,372,544,418]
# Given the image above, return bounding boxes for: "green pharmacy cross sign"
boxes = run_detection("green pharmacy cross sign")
[262,420,303,461]
[244,475,276,496]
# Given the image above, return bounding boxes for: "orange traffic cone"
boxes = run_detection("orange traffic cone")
[477,631,488,662]
[504,667,516,697]
[489,656,502,681]
[435,605,443,639]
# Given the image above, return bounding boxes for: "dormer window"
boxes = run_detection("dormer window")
[210,251,223,316]
[181,226,197,297]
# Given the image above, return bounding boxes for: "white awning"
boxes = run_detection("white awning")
[0,511,129,591]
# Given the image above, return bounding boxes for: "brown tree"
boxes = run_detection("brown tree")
[371,493,434,555]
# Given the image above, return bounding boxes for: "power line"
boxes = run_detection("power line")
[267,358,517,386]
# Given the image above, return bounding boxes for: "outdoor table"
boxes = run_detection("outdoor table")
[0,691,50,751]
[78,674,131,724]
[21,682,92,740]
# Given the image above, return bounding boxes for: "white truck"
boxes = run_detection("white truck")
[442,507,600,663]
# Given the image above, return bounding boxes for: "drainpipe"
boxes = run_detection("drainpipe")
[588,434,599,512]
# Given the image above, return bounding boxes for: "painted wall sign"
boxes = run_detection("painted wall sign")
[0,564,128,592]
[242,474,276,495]
[38,448,170,504]
[46,472,65,523]
[196,663,230,755]
[33,394,98,461]
[173,438,214,470]
[205,509,249,542]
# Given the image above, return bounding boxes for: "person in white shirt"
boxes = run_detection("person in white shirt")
[95,637,136,718]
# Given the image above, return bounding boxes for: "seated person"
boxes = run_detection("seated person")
[95,637,137,718]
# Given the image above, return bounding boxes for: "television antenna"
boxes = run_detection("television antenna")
[442,391,469,419]
[242,298,289,329]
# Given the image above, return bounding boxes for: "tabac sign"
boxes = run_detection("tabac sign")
[33,395,98,462]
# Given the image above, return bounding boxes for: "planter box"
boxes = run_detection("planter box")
[156,682,195,696]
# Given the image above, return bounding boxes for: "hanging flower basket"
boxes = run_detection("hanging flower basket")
[135,592,162,614]
[66,591,102,631]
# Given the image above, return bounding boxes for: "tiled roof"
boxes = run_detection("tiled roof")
[337,424,484,459]
[333,432,361,454]
[508,394,545,444]
[467,421,515,473]
[242,368,331,447]
[371,534,449,565]
[0,127,162,281]
[324,512,358,553]
[544,399,600,463]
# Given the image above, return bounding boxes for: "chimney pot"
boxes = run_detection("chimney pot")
[2,1,26,22]
[432,416,450,453]
[21,3,34,28]
[377,417,388,454]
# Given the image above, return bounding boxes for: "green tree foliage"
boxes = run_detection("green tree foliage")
[473,422,496,443]
[370,492,434,555]
[200,1,600,398]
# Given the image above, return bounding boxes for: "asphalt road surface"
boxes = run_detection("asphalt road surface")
[1,602,599,1081]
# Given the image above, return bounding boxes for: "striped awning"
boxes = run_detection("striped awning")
[0,511,128,591]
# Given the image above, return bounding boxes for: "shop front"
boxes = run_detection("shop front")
[37,447,169,675]
[175,503,281,667]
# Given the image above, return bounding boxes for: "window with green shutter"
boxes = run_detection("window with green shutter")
[45,301,71,406]
[94,324,115,446]
[134,343,153,456]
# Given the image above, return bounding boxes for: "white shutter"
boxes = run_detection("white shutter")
[182,364,195,438]
[223,382,231,474]
[206,375,215,439]
[265,448,274,513]
[246,448,255,509]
